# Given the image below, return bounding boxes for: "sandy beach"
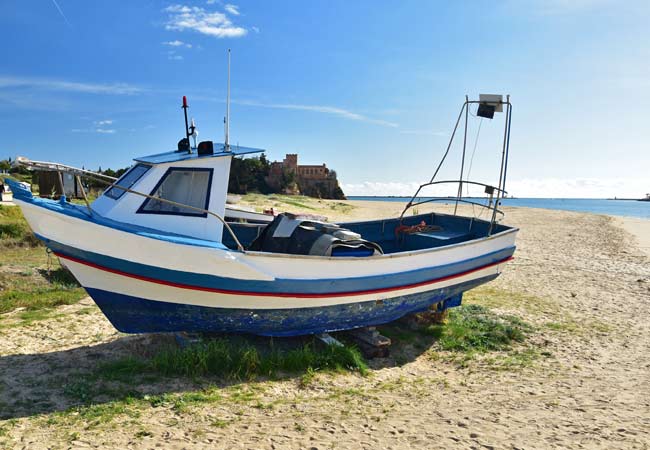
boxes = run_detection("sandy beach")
[1,201,649,449]
[615,216,650,258]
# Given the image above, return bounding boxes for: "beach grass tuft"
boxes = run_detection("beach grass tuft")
[0,205,41,247]
[423,304,532,353]
[0,269,85,316]
[98,337,368,382]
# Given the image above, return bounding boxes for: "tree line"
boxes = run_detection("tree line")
[2,156,282,194]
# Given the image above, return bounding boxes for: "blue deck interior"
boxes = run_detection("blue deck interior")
[223,213,512,254]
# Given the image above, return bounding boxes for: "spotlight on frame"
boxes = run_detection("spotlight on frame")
[477,94,503,119]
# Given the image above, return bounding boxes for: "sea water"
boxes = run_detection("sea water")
[347,197,650,219]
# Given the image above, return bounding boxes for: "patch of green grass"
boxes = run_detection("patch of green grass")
[99,338,367,381]
[544,317,611,335]
[45,337,367,425]
[0,418,18,437]
[0,205,40,247]
[76,306,98,315]
[377,324,421,344]
[481,348,545,370]
[298,367,317,388]
[463,286,549,312]
[329,202,354,213]
[212,418,234,428]
[0,284,86,315]
[423,304,532,353]
[145,389,223,413]
[17,308,64,324]
[278,198,316,210]
[545,321,580,333]
[45,397,141,429]
[467,286,611,336]
[0,258,85,318]
[0,246,49,266]
[0,221,27,240]
[0,204,25,221]
[0,205,86,318]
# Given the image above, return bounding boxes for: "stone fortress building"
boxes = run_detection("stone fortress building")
[266,154,345,199]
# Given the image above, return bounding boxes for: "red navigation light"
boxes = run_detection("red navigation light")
[182,96,188,108]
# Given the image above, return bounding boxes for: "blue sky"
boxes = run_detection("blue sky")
[1,0,648,198]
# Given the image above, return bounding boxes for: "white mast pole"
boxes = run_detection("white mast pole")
[225,48,231,152]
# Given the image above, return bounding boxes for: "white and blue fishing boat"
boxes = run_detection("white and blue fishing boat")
[8,93,517,337]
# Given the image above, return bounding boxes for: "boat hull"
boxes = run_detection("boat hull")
[85,279,485,337]
[12,193,517,336]
[60,251,507,336]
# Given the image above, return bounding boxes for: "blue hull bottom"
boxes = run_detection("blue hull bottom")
[85,275,495,336]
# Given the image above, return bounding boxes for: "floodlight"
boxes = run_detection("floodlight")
[476,94,504,119]
[477,103,495,119]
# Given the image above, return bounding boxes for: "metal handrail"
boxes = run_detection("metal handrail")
[405,197,504,219]
[14,157,119,181]
[399,180,505,221]
[91,176,246,252]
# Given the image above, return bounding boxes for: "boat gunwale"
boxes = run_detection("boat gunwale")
[14,194,519,262]
[241,226,519,261]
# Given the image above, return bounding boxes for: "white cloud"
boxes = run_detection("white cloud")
[162,40,192,48]
[95,119,113,125]
[224,4,240,15]
[236,100,399,128]
[400,130,447,136]
[206,0,219,4]
[520,0,613,15]
[0,75,142,95]
[341,181,424,197]
[251,26,260,33]
[164,4,247,38]
[71,128,116,134]
[168,54,184,61]
[341,177,650,199]
[506,177,649,199]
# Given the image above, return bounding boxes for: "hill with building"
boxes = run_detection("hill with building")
[265,154,345,199]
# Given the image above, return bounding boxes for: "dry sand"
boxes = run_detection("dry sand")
[615,217,650,259]
[1,201,649,449]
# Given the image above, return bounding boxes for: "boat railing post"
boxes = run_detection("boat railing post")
[454,96,470,216]
[488,95,511,235]
[56,170,65,200]
[75,175,92,214]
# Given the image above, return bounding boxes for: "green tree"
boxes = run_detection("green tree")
[228,156,272,194]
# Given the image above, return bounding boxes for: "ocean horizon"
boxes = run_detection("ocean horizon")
[347,196,650,219]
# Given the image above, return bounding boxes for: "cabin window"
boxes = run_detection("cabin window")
[105,164,150,200]
[137,168,212,217]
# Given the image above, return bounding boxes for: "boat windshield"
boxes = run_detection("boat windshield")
[105,164,150,200]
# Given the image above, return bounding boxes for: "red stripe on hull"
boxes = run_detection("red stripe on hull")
[56,252,513,299]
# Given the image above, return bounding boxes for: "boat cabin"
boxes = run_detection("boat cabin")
[92,143,263,242]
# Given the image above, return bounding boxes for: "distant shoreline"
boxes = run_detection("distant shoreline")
[348,195,647,201]
[346,196,649,219]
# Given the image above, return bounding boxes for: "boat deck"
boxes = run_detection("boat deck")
[223,212,513,255]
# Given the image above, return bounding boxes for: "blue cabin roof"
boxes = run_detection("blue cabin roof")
[135,143,264,165]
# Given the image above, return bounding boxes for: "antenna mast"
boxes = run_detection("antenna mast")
[225,48,231,152]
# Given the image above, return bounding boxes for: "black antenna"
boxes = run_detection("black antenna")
[183,96,190,151]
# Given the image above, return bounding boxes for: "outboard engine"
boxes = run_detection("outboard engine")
[250,213,382,257]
